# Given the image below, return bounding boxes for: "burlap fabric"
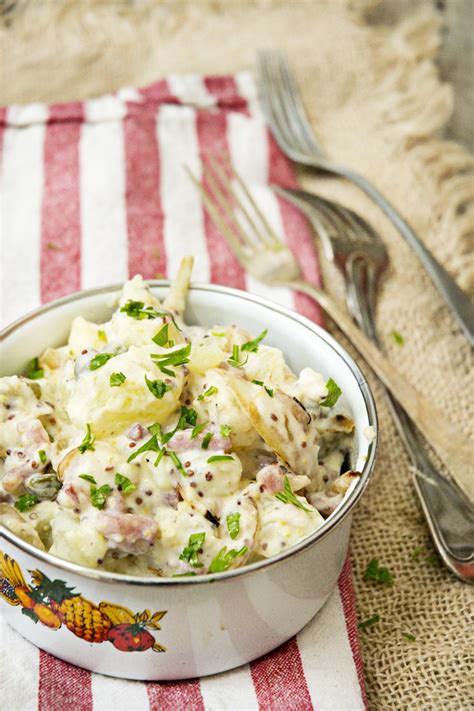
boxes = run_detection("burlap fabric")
[1,1,473,709]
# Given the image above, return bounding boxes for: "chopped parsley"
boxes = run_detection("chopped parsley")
[145,375,170,399]
[152,323,172,347]
[79,474,97,484]
[127,432,161,463]
[208,545,248,573]
[241,329,268,353]
[252,379,274,397]
[211,331,226,337]
[207,455,234,463]
[179,532,206,568]
[227,344,248,368]
[120,300,181,331]
[24,357,44,380]
[275,476,311,512]
[198,385,218,401]
[319,378,342,408]
[90,484,112,510]
[150,343,191,376]
[89,353,116,371]
[201,432,214,450]
[110,371,126,387]
[363,559,394,586]
[169,451,187,476]
[219,424,232,437]
[97,329,107,342]
[176,405,198,430]
[14,494,38,512]
[402,632,416,641]
[358,614,380,630]
[115,473,136,494]
[78,424,96,454]
[226,513,240,540]
[391,330,405,346]
[154,448,166,467]
[191,420,209,439]
[38,449,47,464]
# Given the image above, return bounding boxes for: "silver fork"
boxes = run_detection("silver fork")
[274,186,474,583]
[185,154,472,523]
[257,50,474,346]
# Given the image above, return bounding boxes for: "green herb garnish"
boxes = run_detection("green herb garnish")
[363,558,395,586]
[227,344,248,368]
[241,329,267,353]
[219,424,232,437]
[201,433,214,450]
[191,421,209,439]
[115,473,136,494]
[120,300,181,331]
[176,405,198,430]
[226,513,240,540]
[152,323,170,347]
[79,474,97,484]
[145,375,170,399]
[251,380,274,397]
[24,357,44,380]
[198,386,218,401]
[89,353,116,371]
[391,330,404,346]
[110,372,126,387]
[208,545,248,573]
[358,614,380,630]
[211,331,226,337]
[14,494,38,512]
[275,476,311,512]
[179,532,206,568]
[207,455,234,463]
[402,632,416,641]
[127,433,161,463]
[319,378,342,408]
[38,449,47,464]
[151,343,191,376]
[169,451,187,477]
[90,484,112,510]
[78,424,96,454]
[98,329,107,342]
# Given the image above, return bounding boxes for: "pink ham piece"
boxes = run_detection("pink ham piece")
[256,463,285,494]
[126,423,146,442]
[2,420,50,492]
[166,428,230,452]
[96,511,159,555]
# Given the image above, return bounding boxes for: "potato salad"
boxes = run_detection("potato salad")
[0,258,358,577]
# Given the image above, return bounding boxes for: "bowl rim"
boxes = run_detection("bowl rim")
[0,280,378,586]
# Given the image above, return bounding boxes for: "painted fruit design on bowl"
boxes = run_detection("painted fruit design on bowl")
[0,550,167,653]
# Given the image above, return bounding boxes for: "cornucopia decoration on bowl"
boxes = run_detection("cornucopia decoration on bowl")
[0,549,167,653]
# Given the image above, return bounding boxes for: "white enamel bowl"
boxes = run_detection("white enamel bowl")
[0,282,377,680]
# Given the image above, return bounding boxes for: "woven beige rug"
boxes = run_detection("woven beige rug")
[1,1,473,709]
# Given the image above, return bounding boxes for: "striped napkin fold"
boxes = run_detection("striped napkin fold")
[0,73,366,710]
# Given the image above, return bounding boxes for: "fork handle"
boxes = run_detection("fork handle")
[290,279,473,501]
[311,163,474,346]
[348,263,474,582]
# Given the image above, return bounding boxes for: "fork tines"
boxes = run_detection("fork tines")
[185,152,281,256]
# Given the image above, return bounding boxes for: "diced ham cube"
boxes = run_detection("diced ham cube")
[166,428,230,452]
[97,511,159,555]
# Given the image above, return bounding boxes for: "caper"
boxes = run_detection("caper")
[25,473,62,501]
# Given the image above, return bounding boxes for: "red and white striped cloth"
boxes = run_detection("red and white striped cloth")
[0,73,367,711]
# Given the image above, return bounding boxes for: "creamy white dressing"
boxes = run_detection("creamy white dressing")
[0,269,357,577]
